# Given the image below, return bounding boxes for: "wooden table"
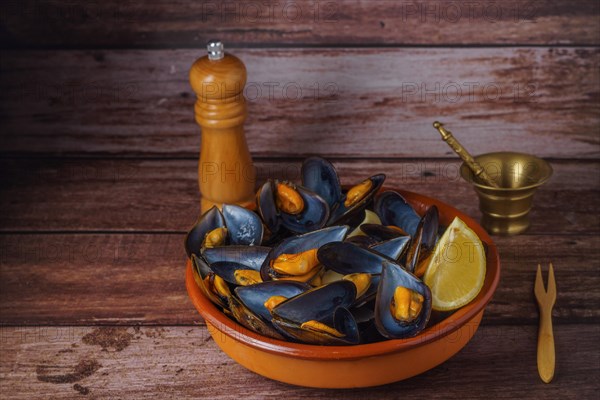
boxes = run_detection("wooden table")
[1,1,599,398]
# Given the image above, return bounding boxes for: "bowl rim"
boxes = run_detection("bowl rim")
[185,188,501,361]
[459,151,553,191]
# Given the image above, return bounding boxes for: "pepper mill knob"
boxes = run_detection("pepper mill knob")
[190,41,256,213]
[207,40,224,60]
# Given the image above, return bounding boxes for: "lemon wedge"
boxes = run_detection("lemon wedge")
[423,217,486,311]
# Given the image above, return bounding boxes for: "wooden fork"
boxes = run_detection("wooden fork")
[534,263,556,383]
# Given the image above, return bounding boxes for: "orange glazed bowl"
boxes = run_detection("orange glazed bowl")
[185,189,500,388]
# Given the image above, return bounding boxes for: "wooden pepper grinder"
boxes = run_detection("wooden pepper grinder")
[189,40,256,213]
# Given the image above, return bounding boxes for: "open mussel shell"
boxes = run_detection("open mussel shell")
[193,251,283,339]
[210,261,263,286]
[351,300,388,343]
[272,280,356,323]
[370,236,411,261]
[257,180,331,235]
[360,224,408,241]
[191,254,228,310]
[222,204,264,246]
[404,226,423,274]
[375,262,432,339]
[337,209,368,232]
[184,206,226,257]
[202,246,271,270]
[260,225,349,281]
[301,156,343,209]
[227,295,285,340]
[345,234,380,248]
[420,205,439,251]
[279,185,330,234]
[350,275,380,308]
[235,281,310,322]
[405,205,439,274]
[192,253,213,279]
[374,191,420,237]
[328,174,386,227]
[318,241,399,307]
[317,241,394,275]
[271,308,359,345]
[271,281,359,345]
[256,180,282,234]
[331,307,361,344]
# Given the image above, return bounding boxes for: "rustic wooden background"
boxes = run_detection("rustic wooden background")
[1,1,599,398]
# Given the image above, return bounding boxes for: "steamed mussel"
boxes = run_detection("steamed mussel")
[302,156,385,227]
[185,156,469,345]
[256,179,329,235]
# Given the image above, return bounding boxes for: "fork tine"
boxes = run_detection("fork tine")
[535,263,556,383]
[534,263,545,301]
[547,263,557,303]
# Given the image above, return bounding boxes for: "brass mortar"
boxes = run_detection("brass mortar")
[460,152,553,236]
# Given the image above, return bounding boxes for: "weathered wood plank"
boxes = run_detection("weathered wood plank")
[0,325,598,399]
[0,158,597,234]
[0,234,194,325]
[1,0,598,47]
[1,48,598,158]
[1,233,598,325]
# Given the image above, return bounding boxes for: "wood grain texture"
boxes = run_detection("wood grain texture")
[1,325,598,399]
[1,233,597,325]
[1,158,597,234]
[0,234,192,326]
[1,48,598,158]
[1,0,599,48]
[0,2,597,397]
